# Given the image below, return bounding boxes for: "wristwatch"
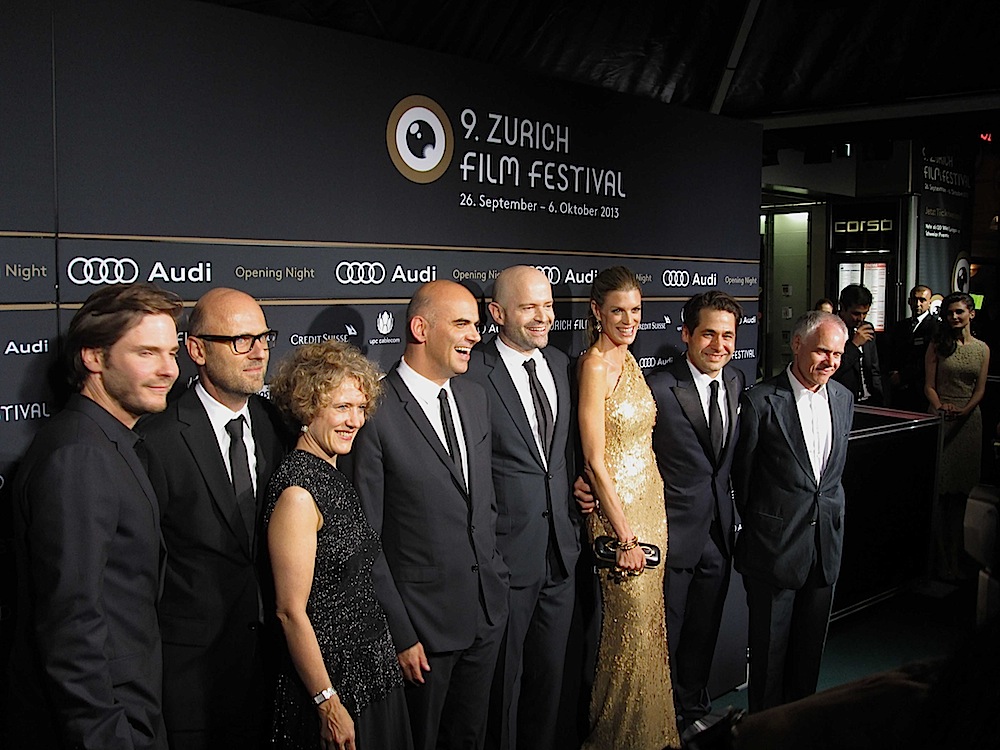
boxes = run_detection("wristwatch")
[312,686,337,706]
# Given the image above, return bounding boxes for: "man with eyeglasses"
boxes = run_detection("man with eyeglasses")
[139,287,289,750]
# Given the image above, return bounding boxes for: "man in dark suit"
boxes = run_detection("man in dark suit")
[888,285,939,412]
[733,310,854,712]
[832,283,883,405]
[140,288,287,749]
[645,291,745,731]
[8,283,183,750]
[466,266,580,750]
[351,280,509,750]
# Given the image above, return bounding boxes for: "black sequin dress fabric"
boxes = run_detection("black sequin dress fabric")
[265,449,405,748]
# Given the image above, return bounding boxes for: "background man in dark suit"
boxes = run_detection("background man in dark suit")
[646,291,745,731]
[888,284,939,412]
[140,288,287,749]
[8,283,182,750]
[832,283,882,405]
[466,266,580,750]
[733,310,854,712]
[351,280,509,750]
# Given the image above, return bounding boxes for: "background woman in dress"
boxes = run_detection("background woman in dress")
[925,292,990,581]
[577,266,680,750]
[266,340,411,750]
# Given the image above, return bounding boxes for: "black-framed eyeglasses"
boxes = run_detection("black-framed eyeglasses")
[192,330,278,354]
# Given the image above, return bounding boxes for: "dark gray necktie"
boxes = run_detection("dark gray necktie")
[438,388,463,471]
[709,379,724,461]
[524,358,554,459]
[226,416,256,545]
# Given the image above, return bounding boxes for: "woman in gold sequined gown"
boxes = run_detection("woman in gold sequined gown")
[577,267,681,750]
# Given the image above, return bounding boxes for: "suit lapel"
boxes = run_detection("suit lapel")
[828,385,852,463]
[670,361,716,464]
[769,373,816,484]
[388,370,469,496]
[177,390,251,556]
[485,340,546,468]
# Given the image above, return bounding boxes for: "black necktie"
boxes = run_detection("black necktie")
[709,379,724,461]
[438,388,463,475]
[524,358,554,459]
[226,416,256,546]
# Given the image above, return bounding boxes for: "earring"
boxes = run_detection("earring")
[300,424,309,433]
[595,319,602,333]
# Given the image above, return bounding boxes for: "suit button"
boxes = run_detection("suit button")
[542,510,549,518]
[810,520,817,526]
[470,524,476,532]
[248,622,258,631]
[471,564,479,572]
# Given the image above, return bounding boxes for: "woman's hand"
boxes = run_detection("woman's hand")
[615,542,646,574]
[318,695,356,750]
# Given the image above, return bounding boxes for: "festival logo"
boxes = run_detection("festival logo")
[387,95,454,184]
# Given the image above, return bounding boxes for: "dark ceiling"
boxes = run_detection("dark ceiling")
[204,0,1000,151]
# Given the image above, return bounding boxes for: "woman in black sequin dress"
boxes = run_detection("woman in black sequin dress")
[265,340,412,750]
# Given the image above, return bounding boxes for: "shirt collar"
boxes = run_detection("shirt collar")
[195,380,252,430]
[685,353,723,390]
[786,363,829,401]
[496,335,541,367]
[398,356,453,405]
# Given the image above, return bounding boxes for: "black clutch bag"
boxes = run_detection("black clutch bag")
[593,535,661,568]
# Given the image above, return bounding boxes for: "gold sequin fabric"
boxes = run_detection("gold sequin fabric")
[584,353,680,750]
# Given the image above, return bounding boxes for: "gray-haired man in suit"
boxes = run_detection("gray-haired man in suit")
[733,311,854,712]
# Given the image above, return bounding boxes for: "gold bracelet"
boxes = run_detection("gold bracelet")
[617,536,639,552]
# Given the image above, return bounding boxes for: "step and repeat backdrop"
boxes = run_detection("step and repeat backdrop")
[0,0,761,535]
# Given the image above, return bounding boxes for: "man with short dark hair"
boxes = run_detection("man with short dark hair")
[351,280,509,750]
[888,285,939,412]
[646,291,745,730]
[140,288,288,750]
[832,284,883,405]
[734,311,854,712]
[9,283,182,750]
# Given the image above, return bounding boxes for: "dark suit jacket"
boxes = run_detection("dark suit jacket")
[9,394,167,750]
[888,314,939,404]
[832,336,882,405]
[350,366,508,653]
[138,388,287,731]
[733,372,854,589]
[646,359,745,568]
[466,339,581,587]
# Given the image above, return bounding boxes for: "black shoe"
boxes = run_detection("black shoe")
[681,706,745,750]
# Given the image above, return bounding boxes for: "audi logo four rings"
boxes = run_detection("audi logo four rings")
[533,265,561,284]
[661,269,691,288]
[67,257,140,285]
[336,261,387,285]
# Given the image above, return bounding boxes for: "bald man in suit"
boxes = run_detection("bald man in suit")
[351,280,509,750]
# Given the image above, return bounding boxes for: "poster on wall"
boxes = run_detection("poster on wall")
[918,146,974,295]
[1,0,762,463]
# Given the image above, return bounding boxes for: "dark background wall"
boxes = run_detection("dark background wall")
[0,0,761,664]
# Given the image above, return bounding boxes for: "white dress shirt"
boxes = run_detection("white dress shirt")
[786,364,832,483]
[397,356,469,487]
[686,355,728,438]
[194,381,258,493]
[495,337,558,467]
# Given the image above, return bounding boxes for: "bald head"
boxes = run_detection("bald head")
[405,280,482,384]
[489,266,554,353]
[187,288,271,410]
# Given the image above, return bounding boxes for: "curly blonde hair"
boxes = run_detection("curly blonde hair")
[268,339,383,429]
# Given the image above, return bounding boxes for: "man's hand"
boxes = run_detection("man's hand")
[397,642,431,684]
[852,322,875,347]
[574,475,596,514]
